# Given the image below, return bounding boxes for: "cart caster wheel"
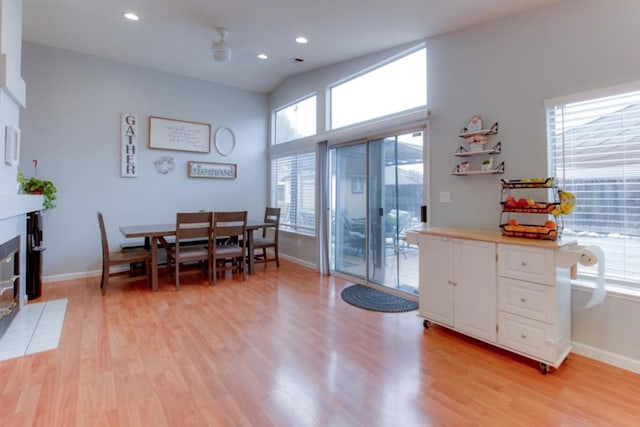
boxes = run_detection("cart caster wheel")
[423,320,431,329]
[539,362,549,375]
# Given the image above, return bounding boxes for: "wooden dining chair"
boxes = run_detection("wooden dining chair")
[252,207,281,268]
[212,211,247,284]
[97,211,151,295]
[165,212,213,290]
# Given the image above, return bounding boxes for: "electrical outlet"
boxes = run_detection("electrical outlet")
[440,192,451,203]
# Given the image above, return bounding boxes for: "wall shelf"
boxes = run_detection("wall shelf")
[454,141,502,157]
[451,161,505,175]
[458,122,499,138]
[452,118,504,175]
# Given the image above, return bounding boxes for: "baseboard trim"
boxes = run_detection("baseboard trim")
[43,268,120,283]
[43,257,317,284]
[571,341,640,374]
[277,254,316,270]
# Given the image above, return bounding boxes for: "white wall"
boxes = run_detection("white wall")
[270,0,640,370]
[20,42,268,279]
[0,0,26,194]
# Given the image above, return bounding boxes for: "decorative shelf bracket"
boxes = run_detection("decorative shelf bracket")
[454,141,502,157]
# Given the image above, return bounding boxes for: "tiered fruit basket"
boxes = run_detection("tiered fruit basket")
[501,177,555,188]
[499,178,562,241]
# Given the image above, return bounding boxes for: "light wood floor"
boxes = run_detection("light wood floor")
[1,260,639,426]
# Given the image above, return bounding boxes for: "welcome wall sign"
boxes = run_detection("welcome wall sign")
[121,113,139,177]
[188,161,237,179]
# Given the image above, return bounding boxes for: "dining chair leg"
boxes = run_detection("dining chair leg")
[145,259,151,288]
[101,264,108,296]
[175,261,180,290]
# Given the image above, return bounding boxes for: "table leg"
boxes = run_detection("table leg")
[247,230,254,274]
[150,236,158,291]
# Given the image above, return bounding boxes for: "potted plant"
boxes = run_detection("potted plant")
[17,171,58,209]
[481,158,493,171]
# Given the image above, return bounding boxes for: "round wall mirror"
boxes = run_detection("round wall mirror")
[214,127,236,156]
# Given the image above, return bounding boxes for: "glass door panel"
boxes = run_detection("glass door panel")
[331,144,367,279]
[395,131,423,295]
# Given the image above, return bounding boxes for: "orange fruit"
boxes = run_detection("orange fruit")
[544,220,556,229]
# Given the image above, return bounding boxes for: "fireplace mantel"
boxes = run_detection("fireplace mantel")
[0,194,44,220]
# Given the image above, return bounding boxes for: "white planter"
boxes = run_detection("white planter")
[481,158,493,171]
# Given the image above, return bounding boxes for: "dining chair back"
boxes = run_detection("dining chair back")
[253,207,281,268]
[212,211,247,284]
[165,212,213,289]
[97,211,151,295]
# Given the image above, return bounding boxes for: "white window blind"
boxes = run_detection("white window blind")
[546,89,640,288]
[272,152,316,234]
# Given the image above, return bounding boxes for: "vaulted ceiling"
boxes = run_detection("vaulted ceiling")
[23,0,562,93]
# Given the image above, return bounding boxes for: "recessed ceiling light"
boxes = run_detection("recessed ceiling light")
[295,36,308,44]
[257,53,268,60]
[123,12,139,21]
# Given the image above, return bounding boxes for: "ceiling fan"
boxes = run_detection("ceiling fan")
[212,27,231,63]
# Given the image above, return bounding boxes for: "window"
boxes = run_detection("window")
[330,47,426,129]
[272,152,316,233]
[546,88,640,289]
[274,95,317,144]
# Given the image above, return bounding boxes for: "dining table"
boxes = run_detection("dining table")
[119,219,274,291]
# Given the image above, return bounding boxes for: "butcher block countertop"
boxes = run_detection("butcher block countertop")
[416,226,577,249]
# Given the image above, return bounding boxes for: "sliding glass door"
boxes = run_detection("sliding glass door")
[330,130,423,296]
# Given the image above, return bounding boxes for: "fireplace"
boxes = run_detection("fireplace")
[0,235,20,339]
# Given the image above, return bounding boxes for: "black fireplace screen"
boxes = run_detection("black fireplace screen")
[0,235,20,338]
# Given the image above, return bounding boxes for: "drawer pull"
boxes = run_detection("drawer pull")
[520,297,527,303]
[521,261,527,267]
[521,334,527,339]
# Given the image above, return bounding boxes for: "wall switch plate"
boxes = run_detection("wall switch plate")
[439,192,451,203]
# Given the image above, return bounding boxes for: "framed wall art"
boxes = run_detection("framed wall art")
[188,161,237,179]
[149,116,211,153]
